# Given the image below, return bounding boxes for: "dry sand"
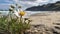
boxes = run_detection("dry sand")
[30,12,60,27]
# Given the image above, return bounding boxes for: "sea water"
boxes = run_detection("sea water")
[0,11,39,15]
[0,11,54,18]
[0,11,52,15]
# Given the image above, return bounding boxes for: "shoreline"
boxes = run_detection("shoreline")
[30,12,60,27]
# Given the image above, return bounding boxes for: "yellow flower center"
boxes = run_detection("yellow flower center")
[19,11,25,16]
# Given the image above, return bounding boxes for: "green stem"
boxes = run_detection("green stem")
[19,31,24,34]
[20,16,22,23]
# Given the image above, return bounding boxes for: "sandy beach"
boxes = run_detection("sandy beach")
[30,12,60,27]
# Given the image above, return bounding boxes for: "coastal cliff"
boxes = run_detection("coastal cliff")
[26,1,60,11]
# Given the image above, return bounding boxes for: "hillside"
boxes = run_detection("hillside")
[26,1,60,11]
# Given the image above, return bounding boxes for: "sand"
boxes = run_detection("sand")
[30,12,60,27]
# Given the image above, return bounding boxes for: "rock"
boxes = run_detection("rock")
[34,30,38,33]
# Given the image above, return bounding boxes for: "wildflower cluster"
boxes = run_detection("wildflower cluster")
[0,4,31,34]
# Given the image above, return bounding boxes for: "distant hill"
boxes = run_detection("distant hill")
[26,1,60,11]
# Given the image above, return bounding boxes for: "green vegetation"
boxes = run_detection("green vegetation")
[0,4,31,34]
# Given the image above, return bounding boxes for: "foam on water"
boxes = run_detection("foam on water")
[26,11,48,15]
[0,11,49,15]
[0,11,42,15]
[0,11,53,18]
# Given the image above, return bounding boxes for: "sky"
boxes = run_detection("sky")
[0,0,60,10]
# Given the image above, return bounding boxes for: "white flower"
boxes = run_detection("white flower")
[14,9,31,18]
